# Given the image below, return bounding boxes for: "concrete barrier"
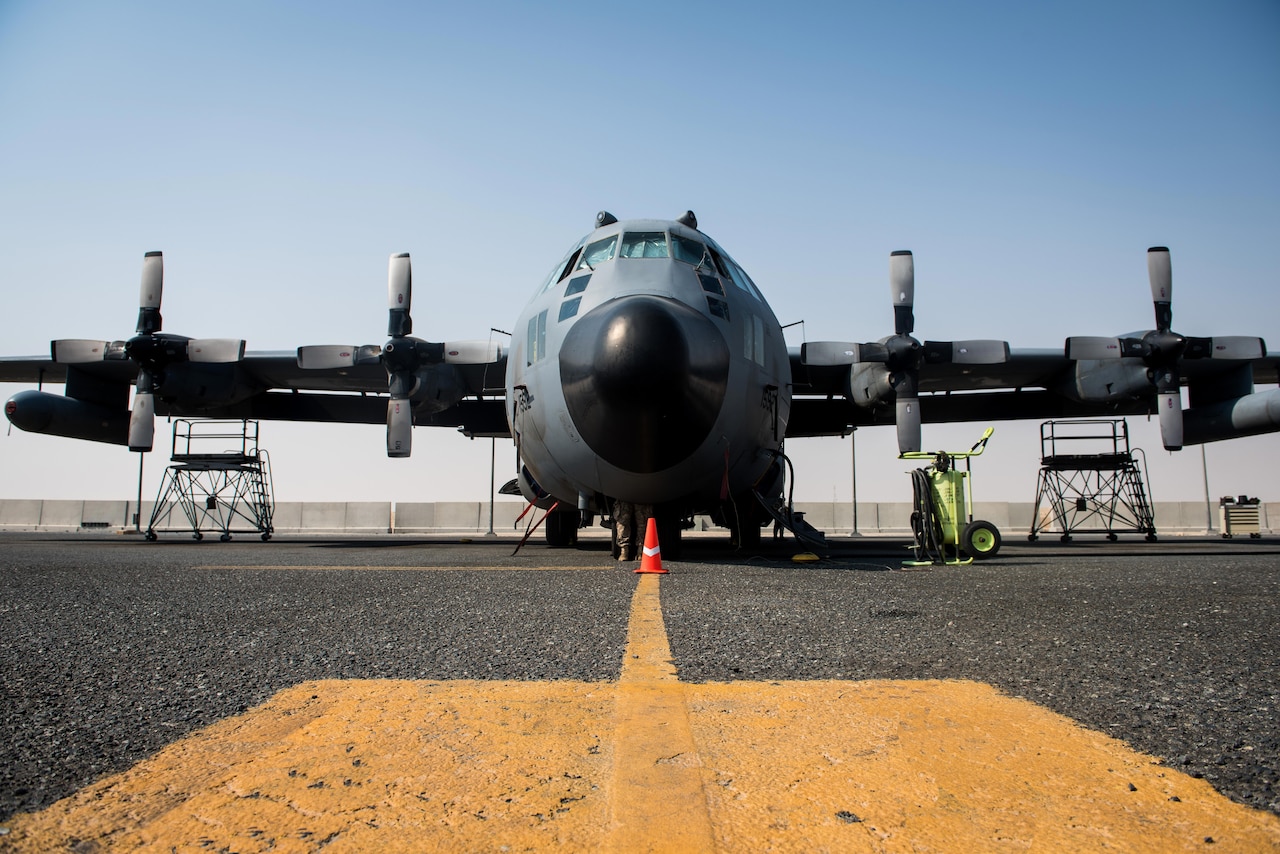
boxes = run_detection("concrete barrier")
[0,499,42,529]
[0,498,1274,536]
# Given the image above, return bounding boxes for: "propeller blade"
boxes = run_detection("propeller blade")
[128,391,155,452]
[1066,336,1131,360]
[896,397,921,455]
[1184,336,1266,360]
[187,338,246,363]
[1157,390,1183,450]
[387,398,412,458]
[51,339,111,363]
[442,340,504,364]
[922,340,1010,365]
[1148,246,1172,333]
[949,339,1009,364]
[387,253,412,337]
[298,345,357,369]
[137,251,164,335]
[892,371,921,454]
[890,250,915,336]
[800,341,861,366]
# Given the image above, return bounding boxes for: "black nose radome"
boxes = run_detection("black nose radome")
[560,296,729,473]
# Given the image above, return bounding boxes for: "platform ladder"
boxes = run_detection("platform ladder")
[1028,419,1157,542]
[146,419,275,542]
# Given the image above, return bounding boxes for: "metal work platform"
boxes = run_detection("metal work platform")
[1028,419,1156,542]
[146,420,275,541]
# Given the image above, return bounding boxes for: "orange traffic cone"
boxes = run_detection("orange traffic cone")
[634,517,668,574]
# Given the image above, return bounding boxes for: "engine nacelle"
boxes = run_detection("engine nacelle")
[846,363,893,408]
[4,390,130,445]
[1063,360,1152,403]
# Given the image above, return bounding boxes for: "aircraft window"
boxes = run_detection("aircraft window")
[672,235,708,266]
[723,257,764,301]
[707,296,730,320]
[559,297,582,322]
[706,247,731,278]
[698,273,724,296]
[526,309,547,366]
[565,274,591,296]
[576,236,617,272]
[620,232,669,258]
[738,264,766,301]
[557,248,584,282]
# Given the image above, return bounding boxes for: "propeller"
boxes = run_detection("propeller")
[51,251,246,452]
[1064,247,1265,450]
[297,253,503,458]
[801,250,1010,454]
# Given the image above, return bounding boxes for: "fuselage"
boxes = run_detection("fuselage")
[505,215,791,514]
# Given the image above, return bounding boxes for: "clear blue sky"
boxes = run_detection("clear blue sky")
[1,0,1277,507]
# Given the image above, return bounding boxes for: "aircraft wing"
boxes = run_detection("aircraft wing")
[787,346,1280,445]
[0,350,512,444]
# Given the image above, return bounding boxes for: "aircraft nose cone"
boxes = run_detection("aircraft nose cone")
[560,295,729,473]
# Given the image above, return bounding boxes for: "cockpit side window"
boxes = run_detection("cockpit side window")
[575,236,617,272]
[620,232,669,258]
[672,235,709,266]
[557,247,583,282]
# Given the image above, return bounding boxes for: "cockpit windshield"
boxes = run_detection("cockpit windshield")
[576,235,617,272]
[620,232,669,258]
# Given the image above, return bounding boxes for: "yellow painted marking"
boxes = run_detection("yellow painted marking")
[194,565,611,572]
[609,573,716,852]
[4,574,1279,852]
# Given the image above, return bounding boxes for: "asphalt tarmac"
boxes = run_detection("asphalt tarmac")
[0,532,1277,848]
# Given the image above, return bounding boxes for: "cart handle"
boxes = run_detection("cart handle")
[898,426,994,461]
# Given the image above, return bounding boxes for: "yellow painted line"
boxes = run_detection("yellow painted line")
[193,565,611,572]
[608,573,716,852]
[4,576,1279,851]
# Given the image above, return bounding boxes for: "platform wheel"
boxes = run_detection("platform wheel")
[962,520,1002,560]
[144,531,157,542]
[1146,533,1158,542]
[1060,534,1072,543]
[1222,533,1232,539]
[220,533,232,543]
[1107,533,1118,542]
[261,532,272,542]
[1027,533,1038,542]
[193,531,203,541]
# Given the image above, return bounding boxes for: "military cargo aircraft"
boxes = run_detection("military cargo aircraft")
[3,211,1278,555]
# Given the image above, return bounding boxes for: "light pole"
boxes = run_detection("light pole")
[486,437,497,537]
[850,427,859,536]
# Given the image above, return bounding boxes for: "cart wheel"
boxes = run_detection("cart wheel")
[145,531,157,542]
[261,532,272,542]
[1221,533,1231,539]
[1107,533,1118,542]
[1145,533,1158,542]
[193,532,203,541]
[1060,534,1072,543]
[962,520,1001,560]
[1027,534,1038,542]
[220,533,232,543]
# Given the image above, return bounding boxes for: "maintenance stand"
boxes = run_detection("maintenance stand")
[146,419,275,541]
[1028,419,1156,542]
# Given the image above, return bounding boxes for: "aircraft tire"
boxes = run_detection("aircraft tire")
[962,520,1001,560]
[544,509,578,548]
[655,511,682,561]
